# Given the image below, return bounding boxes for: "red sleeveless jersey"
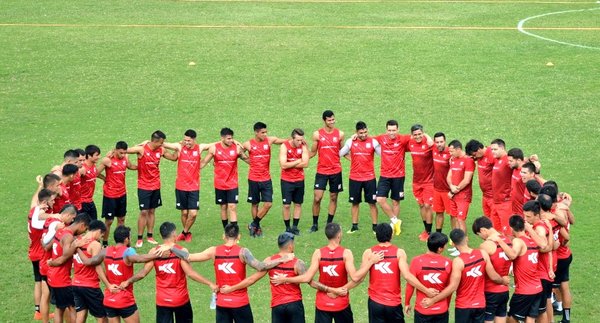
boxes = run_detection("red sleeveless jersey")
[455,249,486,309]
[409,253,452,315]
[369,244,401,306]
[408,139,434,184]
[376,134,410,178]
[53,183,71,213]
[47,228,74,288]
[214,244,248,308]
[485,236,512,293]
[28,207,44,261]
[80,163,97,203]
[269,254,302,308]
[137,144,163,190]
[281,141,305,182]
[513,236,542,295]
[68,172,82,209]
[492,156,512,203]
[72,240,100,288]
[316,128,342,175]
[316,246,349,311]
[556,223,571,260]
[40,217,61,276]
[248,139,272,182]
[532,221,552,281]
[432,148,451,192]
[176,144,201,191]
[349,138,376,181]
[450,156,475,201]
[154,245,190,307]
[104,245,136,308]
[476,147,495,198]
[511,168,525,215]
[104,156,129,198]
[214,143,239,190]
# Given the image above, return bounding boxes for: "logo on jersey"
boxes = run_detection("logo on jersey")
[323,265,339,277]
[528,252,538,264]
[466,265,483,278]
[333,137,338,143]
[296,148,302,154]
[366,143,371,149]
[158,263,176,274]
[230,150,235,156]
[264,144,269,150]
[423,273,442,284]
[218,262,237,274]
[499,252,509,261]
[193,151,198,157]
[155,153,161,158]
[73,253,83,264]
[108,264,122,276]
[374,262,394,274]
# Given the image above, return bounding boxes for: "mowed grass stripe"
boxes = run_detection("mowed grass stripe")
[177,0,595,4]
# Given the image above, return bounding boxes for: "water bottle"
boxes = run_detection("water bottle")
[209,292,217,310]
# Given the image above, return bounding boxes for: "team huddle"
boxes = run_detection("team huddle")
[26,110,574,323]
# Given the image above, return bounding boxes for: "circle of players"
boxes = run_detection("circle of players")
[28,110,574,323]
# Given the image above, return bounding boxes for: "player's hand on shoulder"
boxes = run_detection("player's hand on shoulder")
[369,251,384,264]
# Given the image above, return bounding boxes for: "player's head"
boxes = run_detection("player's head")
[386,120,398,138]
[43,173,61,192]
[355,121,368,140]
[490,139,506,159]
[253,122,268,140]
[448,140,463,157]
[63,149,79,165]
[62,164,79,183]
[322,110,335,127]
[472,216,494,239]
[74,148,86,168]
[374,223,393,243]
[449,228,467,246]
[277,232,295,251]
[160,221,177,240]
[220,127,234,146]
[224,223,240,240]
[85,145,101,163]
[183,129,197,148]
[427,232,448,253]
[434,132,446,152]
[410,124,424,142]
[150,130,166,147]
[114,225,132,245]
[539,185,558,203]
[509,215,525,236]
[115,141,128,159]
[507,148,524,169]
[325,223,342,241]
[543,180,558,192]
[523,200,541,224]
[465,139,484,159]
[291,128,304,147]
[38,188,57,209]
[537,194,553,212]
[526,179,541,199]
[71,212,92,235]
[88,220,107,241]
[60,204,78,223]
[520,162,536,183]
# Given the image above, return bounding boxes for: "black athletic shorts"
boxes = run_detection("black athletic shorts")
[216,304,254,323]
[455,308,485,323]
[348,179,376,204]
[81,202,98,220]
[376,176,405,201]
[553,254,573,286]
[414,310,449,323]
[32,260,42,282]
[484,291,509,321]
[105,304,138,319]
[315,305,354,323]
[215,188,239,205]
[247,179,273,204]
[73,286,105,318]
[102,195,127,219]
[272,300,305,323]
[508,293,542,321]
[281,180,305,205]
[314,172,343,193]
[175,189,199,210]
[156,301,193,323]
[138,188,162,210]
[51,286,75,310]
[368,298,404,323]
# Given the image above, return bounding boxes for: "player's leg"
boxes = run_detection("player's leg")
[255,181,273,227]
[174,301,193,323]
[226,188,239,224]
[365,179,378,231]
[326,172,343,224]
[312,173,326,231]
[232,304,254,323]
[376,177,394,218]
[178,209,189,241]
[314,308,333,323]
[156,305,174,323]
[348,179,361,232]
[40,278,51,322]
[73,287,87,323]
[32,261,42,319]
[290,181,304,235]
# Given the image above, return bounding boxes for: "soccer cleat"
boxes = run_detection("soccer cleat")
[33,312,42,320]
[310,224,318,233]
[176,233,186,242]
[346,227,359,234]
[418,231,429,242]
[248,223,257,238]
[135,239,143,248]
[393,219,402,236]
[255,227,263,237]
[147,237,159,245]
[185,232,192,243]
[290,227,300,236]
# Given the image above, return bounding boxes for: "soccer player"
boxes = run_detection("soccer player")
[97,141,137,247]
[339,121,381,233]
[244,122,287,237]
[422,229,506,323]
[507,148,526,216]
[465,140,495,218]
[432,132,453,234]
[472,216,513,323]
[53,164,79,214]
[520,162,545,202]
[122,222,217,323]
[70,148,87,212]
[549,188,573,323]
[52,149,84,211]
[490,139,513,234]
[280,128,309,235]
[407,124,435,241]
[374,120,411,235]
[404,232,452,323]
[446,140,475,234]
[309,110,345,233]
[81,145,101,220]
[31,173,62,207]
[162,129,212,242]
[203,127,248,228]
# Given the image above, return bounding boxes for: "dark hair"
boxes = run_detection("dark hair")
[43,173,61,188]
[507,148,524,160]
[224,223,239,238]
[490,138,506,148]
[449,228,466,245]
[433,132,446,140]
[73,213,92,227]
[277,232,295,248]
[427,232,448,252]
[526,179,542,196]
[115,141,128,150]
[60,204,78,215]
[386,120,398,128]
[114,225,131,244]
[356,121,367,131]
[448,140,462,150]
[38,188,56,203]
[509,215,525,232]
[322,110,334,120]
[62,164,79,176]
[465,140,484,155]
[291,128,304,138]
[410,124,423,133]
[184,129,197,139]
[523,200,541,215]
[220,127,234,137]
[63,149,79,160]
[325,223,341,240]
[537,194,553,212]
[539,185,557,203]
[89,220,107,233]
[375,223,392,243]
[472,216,493,235]
[160,221,177,239]
[543,180,558,191]
[521,162,536,174]
[85,145,101,158]
[74,148,85,157]
[253,122,267,132]
[151,130,166,141]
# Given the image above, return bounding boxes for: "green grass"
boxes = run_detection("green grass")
[1,0,599,321]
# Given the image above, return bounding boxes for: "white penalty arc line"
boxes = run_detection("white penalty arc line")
[517,7,600,50]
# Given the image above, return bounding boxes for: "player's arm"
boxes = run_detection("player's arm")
[309,131,319,158]
[237,143,250,164]
[48,234,77,266]
[279,144,301,169]
[423,257,461,307]
[528,223,550,251]
[398,249,438,298]
[349,249,384,283]
[273,249,320,285]
[298,144,310,168]
[96,157,111,181]
[121,260,154,289]
[124,248,159,265]
[162,142,182,152]
[221,269,268,294]
[424,133,434,147]
[446,166,455,195]
[559,227,570,244]
[338,138,352,158]
[241,248,292,271]
[404,260,417,316]
[77,248,106,266]
[42,221,63,248]
[373,138,381,156]
[201,146,216,168]
[269,136,288,145]
[490,235,518,260]
[30,176,44,208]
[126,145,144,156]
[171,246,216,262]
[455,170,474,193]
[180,257,218,291]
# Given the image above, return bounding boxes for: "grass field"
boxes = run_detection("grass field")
[1,0,599,321]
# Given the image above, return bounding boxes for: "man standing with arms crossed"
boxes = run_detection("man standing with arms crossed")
[309,110,345,233]
[490,139,513,234]
[446,140,475,234]
[280,128,309,235]
[465,140,495,218]
[432,132,453,235]
[81,145,101,220]
[407,124,435,241]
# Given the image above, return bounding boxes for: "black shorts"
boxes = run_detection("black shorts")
[156,301,193,323]
[216,304,254,323]
[215,188,239,204]
[455,308,485,323]
[81,202,98,220]
[247,180,273,204]
[508,293,542,320]
[32,260,42,282]
[553,254,573,286]
[138,188,162,210]
[51,285,75,310]
[73,286,105,318]
[102,195,127,219]
[314,172,343,193]
[272,300,305,323]
[368,298,404,323]
[539,279,552,312]
[315,305,354,323]
[349,179,376,204]
[176,189,200,210]
[484,291,509,321]
[414,310,449,323]
[376,176,405,201]
[281,180,305,205]
[105,304,138,319]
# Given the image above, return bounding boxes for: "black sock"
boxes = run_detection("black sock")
[102,240,108,247]
[147,233,153,238]
[35,305,40,313]
[423,221,427,230]
[181,230,187,235]
[222,220,228,228]
[284,219,291,229]
[312,215,319,225]
[292,218,300,228]
[253,217,261,226]
[327,214,334,223]
[563,308,570,322]
[352,223,359,230]
[137,235,143,240]
[425,223,432,233]
[372,223,377,231]
[436,228,442,233]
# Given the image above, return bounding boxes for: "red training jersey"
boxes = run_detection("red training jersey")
[511,167,525,215]
[408,139,434,184]
[104,245,136,308]
[47,228,74,288]
[316,246,349,311]
[455,249,486,309]
[485,236,512,293]
[316,128,342,175]
[40,217,61,276]
[72,240,100,288]
[556,223,571,260]
[80,163,97,203]
[532,221,552,281]
[432,147,451,192]
[281,141,305,182]
[269,254,302,308]
[68,172,82,210]
[137,144,163,190]
[476,147,495,198]
[407,253,452,315]
[154,245,190,307]
[450,156,475,201]
[214,143,239,190]
[176,144,201,191]
[103,157,129,198]
[376,134,410,178]
[513,236,542,295]
[492,155,512,203]
[369,244,401,306]
[248,139,272,182]
[349,138,377,181]
[53,183,71,213]
[28,207,44,261]
[214,244,248,308]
